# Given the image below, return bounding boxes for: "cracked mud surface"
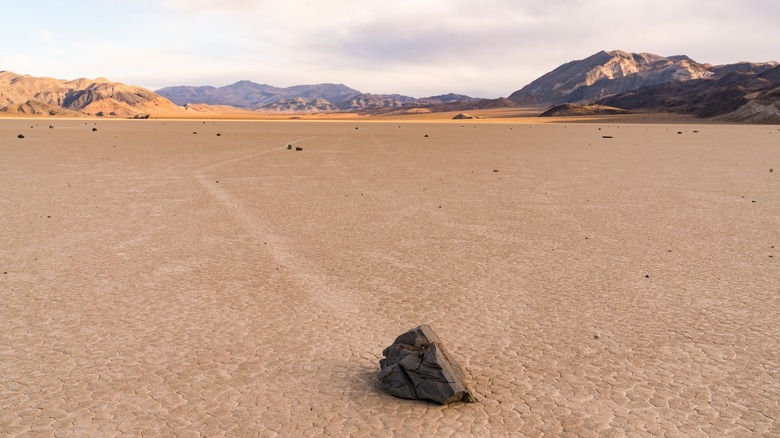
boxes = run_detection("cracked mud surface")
[1,120,778,436]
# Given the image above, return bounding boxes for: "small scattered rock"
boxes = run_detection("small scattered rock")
[424,134,429,137]
[378,324,474,405]
[17,134,24,139]
[602,135,613,139]
[287,144,292,150]
[493,169,499,172]
[216,133,221,136]
[92,128,98,131]
[295,146,303,151]
[645,274,650,278]
[49,125,54,129]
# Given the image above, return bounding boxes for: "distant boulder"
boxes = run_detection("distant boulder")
[452,113,476,120]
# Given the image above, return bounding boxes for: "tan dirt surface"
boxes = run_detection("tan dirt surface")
[1,119,779,437]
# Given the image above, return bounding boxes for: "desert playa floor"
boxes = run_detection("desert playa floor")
[1,118,778,437]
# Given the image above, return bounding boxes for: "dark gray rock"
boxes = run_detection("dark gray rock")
[378,324,474,405]
[452,113,475,120]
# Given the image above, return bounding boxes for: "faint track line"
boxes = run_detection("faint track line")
[191,136,368,318]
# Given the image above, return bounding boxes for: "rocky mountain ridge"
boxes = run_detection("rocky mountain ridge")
[156,80,478,111]
[509,50,780,123]
[509,50,714,104]
[156,81,362,109]
[0,71,182,117]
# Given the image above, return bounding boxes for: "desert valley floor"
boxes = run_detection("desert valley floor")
[1,118,778,437]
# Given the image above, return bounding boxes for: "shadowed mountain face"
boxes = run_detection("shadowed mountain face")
[0,71,182,117]
[509,50,713,104]
[509,50,780,124]
[598,63,780,121]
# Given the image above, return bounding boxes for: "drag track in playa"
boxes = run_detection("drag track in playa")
[1,119,779,436]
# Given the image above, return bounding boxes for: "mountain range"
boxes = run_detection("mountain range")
[2,50,779,122]
[156,81,476,111]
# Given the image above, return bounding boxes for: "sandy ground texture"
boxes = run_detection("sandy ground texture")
[1,119,779,437]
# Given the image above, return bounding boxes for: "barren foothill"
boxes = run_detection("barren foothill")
[1,118,778,436]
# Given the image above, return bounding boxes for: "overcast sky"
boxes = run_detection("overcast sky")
[3,1,779,98]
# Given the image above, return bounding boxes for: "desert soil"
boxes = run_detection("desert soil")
[1,119,778,437]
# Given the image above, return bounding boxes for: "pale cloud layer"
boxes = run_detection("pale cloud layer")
[4,1,779,97]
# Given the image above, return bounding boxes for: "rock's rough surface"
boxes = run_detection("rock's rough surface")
[378,324,474,404]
